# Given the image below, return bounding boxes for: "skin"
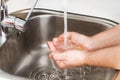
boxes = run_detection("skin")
[52,45,120,70]
[52,50,86,69]
[47,24,120,70]
[53,24,120,51]
[90,24,120,50]
[86,45,120,70]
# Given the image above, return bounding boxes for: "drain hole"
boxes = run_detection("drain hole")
[29,66,64,80]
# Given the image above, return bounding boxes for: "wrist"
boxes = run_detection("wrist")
[82,51,90,66]
[84,38,95,51]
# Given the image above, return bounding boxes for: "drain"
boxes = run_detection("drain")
[29,66,64,80]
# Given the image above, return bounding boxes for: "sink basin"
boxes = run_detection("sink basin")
[0,9,118,80]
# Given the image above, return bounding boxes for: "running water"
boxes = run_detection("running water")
[63,0,68,48]
[63,0,69,79]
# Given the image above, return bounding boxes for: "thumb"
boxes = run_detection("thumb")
[71,34,84,44]
[47,41,56,52]
[71,34,90,49]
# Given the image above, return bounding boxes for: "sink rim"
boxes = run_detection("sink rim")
[11,8,118,26]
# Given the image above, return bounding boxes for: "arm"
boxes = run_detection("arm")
[52,45,120,70]
[90,24,120,50]
[86,45,120,70]
[52,24,120,51]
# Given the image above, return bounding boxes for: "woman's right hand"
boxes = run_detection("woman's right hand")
[47,32,93,58]
[58,32,93,50]
[51,32,93,50]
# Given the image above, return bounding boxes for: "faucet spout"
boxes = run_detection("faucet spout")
[0,0,26,47]
[0,0,8,47]
[1,0,8,20]
[1,16,26,32]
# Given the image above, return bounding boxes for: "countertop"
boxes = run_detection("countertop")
[6,0,120,23]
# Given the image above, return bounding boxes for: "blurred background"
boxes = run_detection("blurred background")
[6,0,120,22]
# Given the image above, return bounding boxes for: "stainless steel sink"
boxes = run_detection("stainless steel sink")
[0,9,118,80]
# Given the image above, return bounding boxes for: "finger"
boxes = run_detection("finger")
[59,32,79,41]
[71,35,80,45]
[55,60,66,69]
[55,59,71,69]
[53,38,59,42]
[53,38,60,46]
[53,53,66,61]
[49,52,54,58]
[59,32,72,40]
[47,41,56,52]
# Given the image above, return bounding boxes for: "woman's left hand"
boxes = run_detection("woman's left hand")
[52,50,87,69]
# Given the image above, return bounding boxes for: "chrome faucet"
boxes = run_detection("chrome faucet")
[0,0,26,47]
[0,0,8,47]
[0,0,38,47]
[1,0,8,20]
[1,0,26,32]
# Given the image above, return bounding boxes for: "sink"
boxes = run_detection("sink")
[0,9,118,80]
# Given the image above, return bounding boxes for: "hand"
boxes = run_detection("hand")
[47,36,82,52]
[47,32,93,57]
[52,50,87,69]
[47,37,83,58]
[58,32,93,50]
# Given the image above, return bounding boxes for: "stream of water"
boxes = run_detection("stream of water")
[63,0,70,79]
[63,0,68,48]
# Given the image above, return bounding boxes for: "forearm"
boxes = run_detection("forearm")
[90,24,120,50]
[85,45,120,70]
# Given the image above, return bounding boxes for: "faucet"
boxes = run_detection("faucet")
[0,0,26,47]
[1,0,26,32]
[0,0,38,47]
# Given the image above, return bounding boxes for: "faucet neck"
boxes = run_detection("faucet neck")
[0,0,7,47]
[1,0,4,6]
[1,0,8,20]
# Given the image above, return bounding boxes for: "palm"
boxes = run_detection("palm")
[53,50,86,68]
[47,37,82,53]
